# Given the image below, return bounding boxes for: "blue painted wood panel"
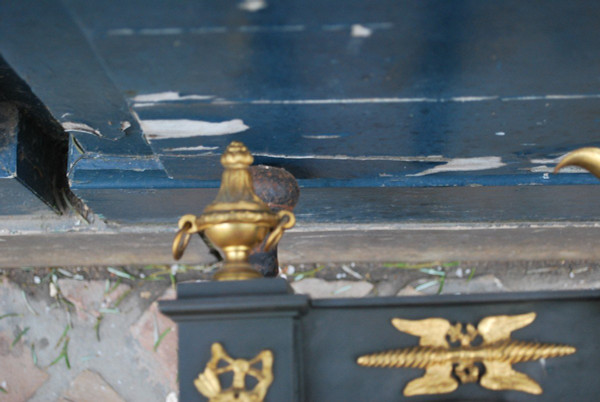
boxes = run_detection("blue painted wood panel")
[2,0,600,222]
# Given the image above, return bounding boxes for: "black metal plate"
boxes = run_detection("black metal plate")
[305,292,599,401]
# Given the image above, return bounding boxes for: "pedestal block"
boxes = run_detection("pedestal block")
[159,279,308,401]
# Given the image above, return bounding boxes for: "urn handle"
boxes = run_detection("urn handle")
[554,147,600,178]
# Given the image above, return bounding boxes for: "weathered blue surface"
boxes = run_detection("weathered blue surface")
[1,0,600,222]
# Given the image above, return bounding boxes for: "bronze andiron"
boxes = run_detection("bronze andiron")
[160,142,599,401]
[172,141,295,281]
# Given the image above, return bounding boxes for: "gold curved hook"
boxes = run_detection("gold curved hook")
[264,210,295,252]
[172,214,200,260]
[554,147,600,179]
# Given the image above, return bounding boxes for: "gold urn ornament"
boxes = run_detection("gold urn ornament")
[172,141,295,281]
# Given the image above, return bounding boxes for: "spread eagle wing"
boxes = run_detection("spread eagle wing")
[391,318,451,348]
[404,363,458,396]
[477,312,536,344]
[481,361,542,395]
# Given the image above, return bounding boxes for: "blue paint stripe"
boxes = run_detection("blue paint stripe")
[70,171,599,190]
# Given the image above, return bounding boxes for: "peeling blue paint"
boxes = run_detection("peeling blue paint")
[2,0,600,222]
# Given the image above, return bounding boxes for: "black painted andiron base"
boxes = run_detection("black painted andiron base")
[160,280,600,401]
[163,142,600,401]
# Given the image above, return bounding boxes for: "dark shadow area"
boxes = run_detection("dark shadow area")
[0,56,76,215]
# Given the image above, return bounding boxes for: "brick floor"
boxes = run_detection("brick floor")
[59,370,124,402]
[0,331,49,401]
[130,287,178,392]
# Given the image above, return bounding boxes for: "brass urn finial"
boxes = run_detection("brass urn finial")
[172,141,295,281]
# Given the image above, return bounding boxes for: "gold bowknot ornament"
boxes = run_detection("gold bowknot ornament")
[195,343,274,402]
[357,313,575,396]
[172,141,295,281]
